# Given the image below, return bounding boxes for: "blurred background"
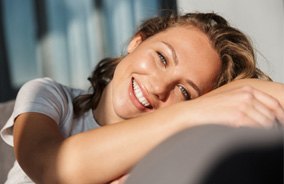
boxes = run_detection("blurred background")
[0,0,283,103]
[0,0,283,182]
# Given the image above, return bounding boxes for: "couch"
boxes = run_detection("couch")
[0,100,15,184]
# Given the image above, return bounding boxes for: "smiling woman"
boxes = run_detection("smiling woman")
[1,12,284,184]
[98,26,221,123]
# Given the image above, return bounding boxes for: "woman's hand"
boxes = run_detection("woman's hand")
[183,80,284,128]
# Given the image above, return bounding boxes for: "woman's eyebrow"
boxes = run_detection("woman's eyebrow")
[186,79,201,96]
[161,41,201,96]
[161,41,178,65]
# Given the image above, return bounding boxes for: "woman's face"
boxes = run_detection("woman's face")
[95,26,221,124]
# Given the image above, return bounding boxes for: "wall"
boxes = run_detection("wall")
[177,0,284,82]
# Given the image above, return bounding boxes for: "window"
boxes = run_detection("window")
[0,0,177,102]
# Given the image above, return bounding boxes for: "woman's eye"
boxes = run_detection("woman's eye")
[178,85,191,101]
[157,52,167,67]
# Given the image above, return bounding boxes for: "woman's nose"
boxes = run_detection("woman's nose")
[151,74,175,101]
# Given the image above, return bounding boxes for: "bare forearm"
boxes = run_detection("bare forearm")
[14,104,192,184]
[54,103,188,184]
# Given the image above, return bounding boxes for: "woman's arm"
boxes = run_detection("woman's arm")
[14,102,188,184]
[13,79,284,184]
[190,79,284,127]
[208,79,284,125]
[206,79,284,107]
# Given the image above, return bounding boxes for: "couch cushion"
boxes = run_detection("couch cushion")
[0,100,15,184]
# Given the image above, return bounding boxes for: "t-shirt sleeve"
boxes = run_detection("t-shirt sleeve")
[0,78,69,146]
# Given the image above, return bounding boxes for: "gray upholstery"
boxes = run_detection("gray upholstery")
[126,125,284,184]
[0,100,15,184]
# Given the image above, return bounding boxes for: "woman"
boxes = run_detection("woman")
[1,12,284,184]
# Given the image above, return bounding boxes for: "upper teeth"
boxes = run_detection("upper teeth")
[132,79,150,107]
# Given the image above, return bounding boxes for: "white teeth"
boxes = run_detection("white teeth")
[132,79,150,107]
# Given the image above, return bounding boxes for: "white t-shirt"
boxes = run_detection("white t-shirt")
[0,78,101,183]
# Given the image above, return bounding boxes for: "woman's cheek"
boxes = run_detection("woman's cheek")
[138,61,151,70]
[137,55,157,71]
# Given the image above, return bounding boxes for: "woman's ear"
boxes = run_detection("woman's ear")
[127,34,143,53]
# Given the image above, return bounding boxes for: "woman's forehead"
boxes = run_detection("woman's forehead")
[161,27,221,92]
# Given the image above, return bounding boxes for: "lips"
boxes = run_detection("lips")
[131,78,152,109]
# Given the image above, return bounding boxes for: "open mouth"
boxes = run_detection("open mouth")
[132,78,152,109]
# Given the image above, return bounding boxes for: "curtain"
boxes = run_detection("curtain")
[2,0,160,89]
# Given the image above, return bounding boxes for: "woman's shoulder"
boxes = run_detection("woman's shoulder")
[20,77,86,99]
[22,77,70,91]
[13,78,83,119]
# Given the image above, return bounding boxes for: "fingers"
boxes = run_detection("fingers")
[252,87,284,126]
[187,85,284,129]
[242,100,277,128]
[237,86,284,128]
